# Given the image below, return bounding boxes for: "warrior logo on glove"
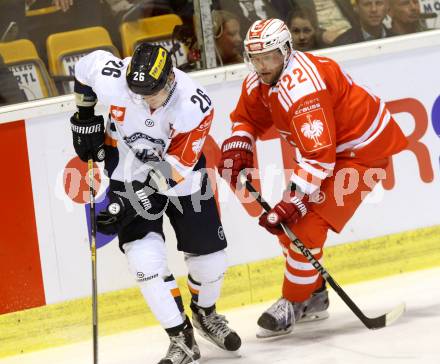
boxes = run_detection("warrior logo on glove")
[70,114,106,162]
[217,135,254,187]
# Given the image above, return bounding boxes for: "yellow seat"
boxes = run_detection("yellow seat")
[120,14,188,67]
[46,26,120,77]
[0,39,57,100]
[26,5,59,17]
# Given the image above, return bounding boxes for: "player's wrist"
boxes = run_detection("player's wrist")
[282,189,309,217]
[221,135,253,153]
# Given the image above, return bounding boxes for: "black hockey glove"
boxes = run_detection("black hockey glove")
[96,180,169,235]
[70,114,105,162]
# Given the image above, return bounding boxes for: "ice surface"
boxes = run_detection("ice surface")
[1,268,439,364]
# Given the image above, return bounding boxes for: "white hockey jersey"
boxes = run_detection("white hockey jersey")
[74,50,214,196]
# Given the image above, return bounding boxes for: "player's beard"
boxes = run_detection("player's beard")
[259,66,284,86]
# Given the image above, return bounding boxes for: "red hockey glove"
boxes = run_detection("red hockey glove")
[258,189,309,235]
[217,135,253,187]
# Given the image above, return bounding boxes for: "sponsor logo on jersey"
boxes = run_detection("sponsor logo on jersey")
[292,108,332,152]
[196,116,212,131]
[110,105,126,124]
[149,48,167,80]
[124,132,165,146]
[294,101,321,115]
[145,118,154,127]
[124,132,166,162]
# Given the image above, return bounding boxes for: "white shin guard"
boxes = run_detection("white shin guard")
[123,233,184,329]
[185,250,228,308]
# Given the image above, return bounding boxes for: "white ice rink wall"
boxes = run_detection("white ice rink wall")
[1,31,440,317]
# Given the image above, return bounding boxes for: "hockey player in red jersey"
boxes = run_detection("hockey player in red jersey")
[218,18,408,338]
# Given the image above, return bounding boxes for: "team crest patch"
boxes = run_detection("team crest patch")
[110,105,126,124]
[292,108,332,152]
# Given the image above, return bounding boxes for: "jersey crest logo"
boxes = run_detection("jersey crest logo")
[292,108,332,152]
[110,105,126,124]
[191,137,206,154]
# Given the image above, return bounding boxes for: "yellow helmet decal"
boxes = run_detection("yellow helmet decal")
[149,48,167,80]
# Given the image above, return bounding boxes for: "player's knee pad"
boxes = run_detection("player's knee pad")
[185,250,228,307]
[185,249,227,284]
[124,233,184,328]
[123,232,169,286]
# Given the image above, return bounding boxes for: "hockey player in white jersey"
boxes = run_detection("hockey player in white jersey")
[70,43,241,363]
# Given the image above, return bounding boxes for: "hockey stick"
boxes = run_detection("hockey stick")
[88,159,99,364]
[239,173,405,329]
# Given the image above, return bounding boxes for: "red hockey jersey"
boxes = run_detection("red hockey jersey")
[230,51,407,195]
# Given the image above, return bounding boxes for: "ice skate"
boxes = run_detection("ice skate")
[158,324,200,364]
[297,285,329,323]
[191,303,241,352]
[257,287,329,339]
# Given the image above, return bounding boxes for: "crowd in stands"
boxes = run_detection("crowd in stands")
[0,0,438,106]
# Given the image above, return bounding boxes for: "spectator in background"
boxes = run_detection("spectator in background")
[287,6,323,51]
[212,0,281,38]
[0,55,27,106]
[289,0,359,45]
[388,0,426,35]
[212,10,244,66]
[333,0,391,46]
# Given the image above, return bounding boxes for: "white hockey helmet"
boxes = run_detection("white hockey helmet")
[244,18,293,63]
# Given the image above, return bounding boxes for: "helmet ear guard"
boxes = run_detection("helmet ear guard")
[126,43,173,96]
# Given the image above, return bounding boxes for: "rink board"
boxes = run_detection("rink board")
[0,31,440,356]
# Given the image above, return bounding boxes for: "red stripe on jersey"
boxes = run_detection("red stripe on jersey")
[279,83,294,106]
[278,86,292,109]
